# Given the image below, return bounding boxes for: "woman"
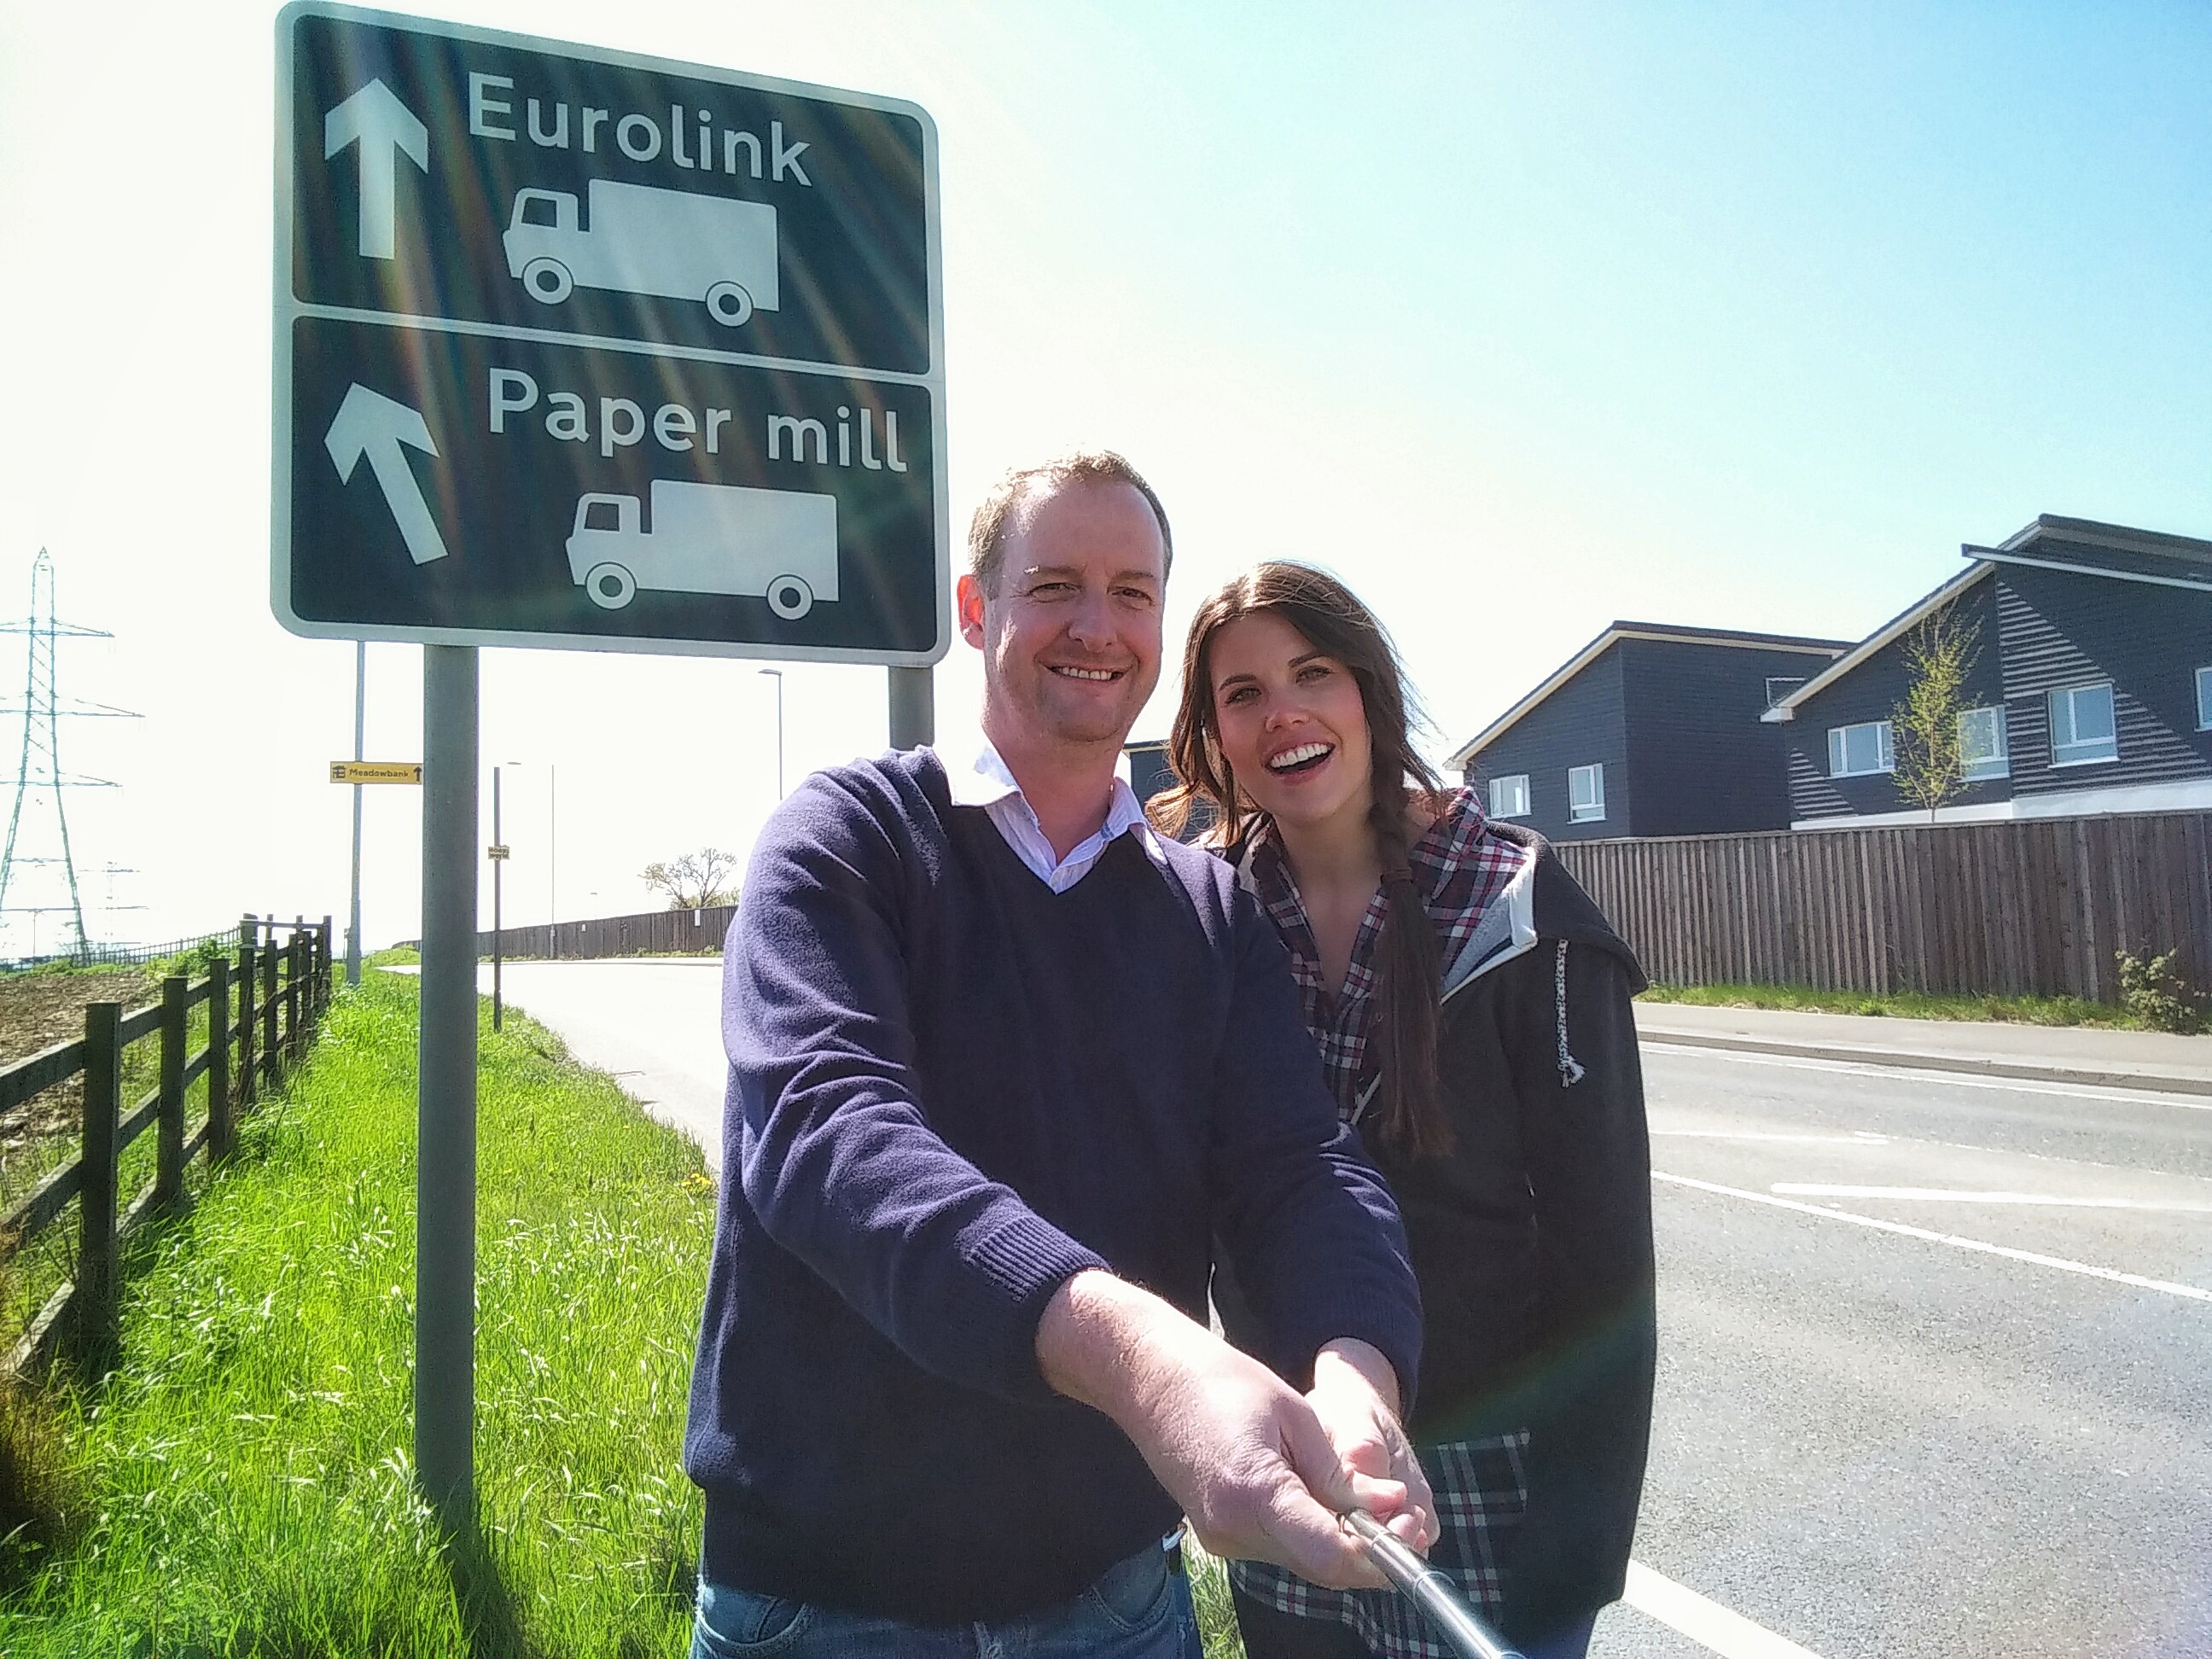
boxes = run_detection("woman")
[1154,564,1656,1659]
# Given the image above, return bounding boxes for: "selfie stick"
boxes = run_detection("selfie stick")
[1343,1511,1527,1659]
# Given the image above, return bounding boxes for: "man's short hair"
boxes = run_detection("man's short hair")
[966,451,1174,596]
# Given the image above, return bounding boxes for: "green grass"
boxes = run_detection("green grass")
[1187,1537,1246,1658]
[1639,980,2157,1028]
[0,972,714,1656]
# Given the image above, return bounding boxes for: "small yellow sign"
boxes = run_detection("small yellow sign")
[487,845,512,860]
[330,761,424,784]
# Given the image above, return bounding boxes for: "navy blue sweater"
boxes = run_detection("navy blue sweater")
[682,751,1422,1622]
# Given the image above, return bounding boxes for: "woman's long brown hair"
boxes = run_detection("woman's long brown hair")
[1152,563,1452,1159]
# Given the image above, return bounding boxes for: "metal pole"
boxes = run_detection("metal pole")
[347,639,364,987]
[417,643,477,1531]
[888,665,934,750]
[492,765,503,1033]
[1344,1511,1525,1659]
[760,667,785,798]
[547,765,556,924]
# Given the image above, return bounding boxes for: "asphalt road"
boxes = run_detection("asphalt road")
[1593,1043,2211,1659]
[464,961,2212,1657]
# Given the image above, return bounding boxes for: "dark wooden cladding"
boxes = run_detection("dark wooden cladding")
[1553,811,2212,1001]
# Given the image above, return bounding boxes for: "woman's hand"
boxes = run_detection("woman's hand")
[1307,1338,1437,1551]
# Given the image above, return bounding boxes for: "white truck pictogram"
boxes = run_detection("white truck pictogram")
[566,482,838,619]
[504,180,781,328]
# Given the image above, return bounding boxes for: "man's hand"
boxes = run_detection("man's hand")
[1307,1340,1435,1552]
[1037,1271,1401,1589]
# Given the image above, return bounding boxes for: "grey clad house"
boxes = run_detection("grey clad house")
[1765,515,2212,826]
[1448,623,1849,841]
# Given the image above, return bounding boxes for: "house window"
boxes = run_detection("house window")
[1488,774,1530,819]
[2197,666,2210,731]
[1827,720,1893,777]
[1568,765,1605,823]
[2047,683,2117,766]
[1958,706,2008,783]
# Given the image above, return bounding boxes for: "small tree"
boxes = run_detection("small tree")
[641,847,740,911]
[1889,606,1981,819]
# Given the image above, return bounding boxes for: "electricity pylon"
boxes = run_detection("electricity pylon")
[0,550,138,959]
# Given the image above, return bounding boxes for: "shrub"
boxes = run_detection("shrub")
[2115,949,2208,1034]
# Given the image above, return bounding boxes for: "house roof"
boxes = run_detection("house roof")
[1447,621,1850,771]
[1764,514,2212,724]
[1976,514,2212,591]
[1761,563,1995,723]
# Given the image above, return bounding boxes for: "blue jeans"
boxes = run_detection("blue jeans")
[691,1542,1200,1659]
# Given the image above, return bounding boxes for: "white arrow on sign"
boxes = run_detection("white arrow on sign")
[325,384,450,566]
[323,79,428,261]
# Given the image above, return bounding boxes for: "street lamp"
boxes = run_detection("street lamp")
[489,763,515,1030]
[759,668,784,800]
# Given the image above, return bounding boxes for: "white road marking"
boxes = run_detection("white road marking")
[1623,1562,1827,1659]
[1772,1184,2212,1212]
[1653,1130,1889,1143]
[1654,1170,2212,1303]
[1640,1041,2212,1109]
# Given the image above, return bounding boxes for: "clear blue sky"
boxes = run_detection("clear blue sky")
[0,1,2205,946]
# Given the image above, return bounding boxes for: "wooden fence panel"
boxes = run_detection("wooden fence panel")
[1553,811,2212,1002]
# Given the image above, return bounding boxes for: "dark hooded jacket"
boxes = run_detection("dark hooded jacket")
[1222,821,1656,1649]
[1384,822,1654,1645]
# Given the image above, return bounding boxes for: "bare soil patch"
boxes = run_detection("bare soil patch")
[0,969,155,1148]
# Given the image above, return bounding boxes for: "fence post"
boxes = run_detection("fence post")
[318,916,334,1015]
[79,1000,122,1359]
[261,938,279,1084]
[156,975,187,1206]
[237,944,258,1109]
[207,957,233,1161]
[291,917,306,1056]
[288,932,305,1060]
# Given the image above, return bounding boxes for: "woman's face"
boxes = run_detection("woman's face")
[1207,609,1375,835]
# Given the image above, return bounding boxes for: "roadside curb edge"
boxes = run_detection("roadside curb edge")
[1638,1027,2212,1098]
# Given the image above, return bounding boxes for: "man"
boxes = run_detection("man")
[684,451,1432,1657]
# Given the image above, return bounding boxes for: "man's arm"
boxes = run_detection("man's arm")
[1036,1270,1428,1589]
[1204,888,1425,1419]
[727,771,1107,1400]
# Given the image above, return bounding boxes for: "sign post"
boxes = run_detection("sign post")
[276,0,946,1530]
[348,643,364,987]
[417,643,476,1523]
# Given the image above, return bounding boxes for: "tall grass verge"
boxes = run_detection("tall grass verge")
[0,971,713,1655]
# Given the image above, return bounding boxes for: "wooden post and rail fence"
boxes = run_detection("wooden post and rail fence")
[0,914,335,1377]
[1552,810,2212,1001]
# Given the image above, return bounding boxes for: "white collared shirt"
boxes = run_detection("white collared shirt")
[939,741,1167,893]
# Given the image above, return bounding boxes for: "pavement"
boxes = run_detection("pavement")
[1636,1001,2212,1096]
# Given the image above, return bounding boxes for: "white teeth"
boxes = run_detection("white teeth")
[1267,742,1332,771]
[1052,666,1117,681]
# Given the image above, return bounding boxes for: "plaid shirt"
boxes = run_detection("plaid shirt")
[1244,788,1525,1121]
[1231,1432,1530,1657]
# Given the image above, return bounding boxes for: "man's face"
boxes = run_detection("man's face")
[958,479,1167,754]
